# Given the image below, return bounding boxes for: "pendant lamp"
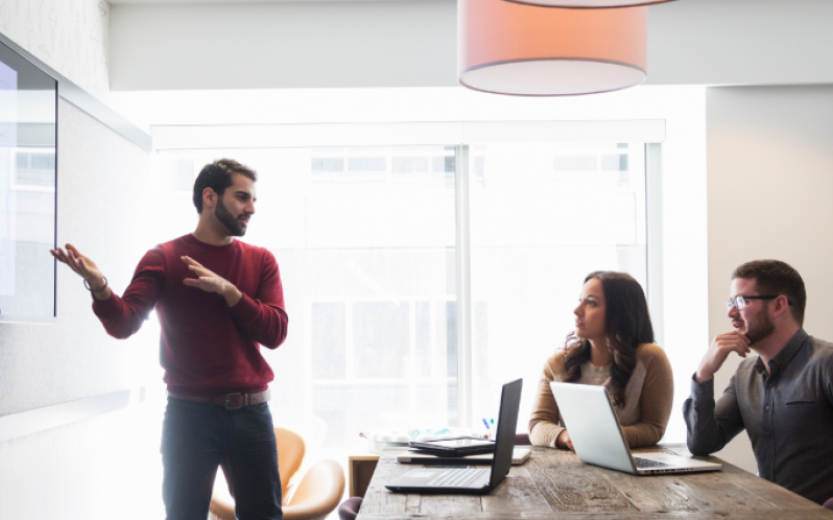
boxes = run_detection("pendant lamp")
[504,0,676,8]
[459,0,647,96]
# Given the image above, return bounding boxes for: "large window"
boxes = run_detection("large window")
[468,142,647,426]
[154,124,653,455]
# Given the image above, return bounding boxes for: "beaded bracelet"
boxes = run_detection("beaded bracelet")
[83,276,108,293]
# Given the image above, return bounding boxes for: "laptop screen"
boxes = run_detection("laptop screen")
[490,379,523,487]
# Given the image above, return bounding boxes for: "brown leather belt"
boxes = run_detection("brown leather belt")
[168,389,271,410]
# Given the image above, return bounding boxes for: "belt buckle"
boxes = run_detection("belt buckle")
[225,393,245,410]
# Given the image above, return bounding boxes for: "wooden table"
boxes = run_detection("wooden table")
[358,446,832,519]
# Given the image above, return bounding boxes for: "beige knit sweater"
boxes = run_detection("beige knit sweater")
[528,343,674,449]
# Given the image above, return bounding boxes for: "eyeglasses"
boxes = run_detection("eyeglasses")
[725,295,785,311]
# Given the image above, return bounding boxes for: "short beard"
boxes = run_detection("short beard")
[745,306,775,344]
[214,197,246,237]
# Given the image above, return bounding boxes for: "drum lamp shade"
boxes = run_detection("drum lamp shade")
[504,0,676,8]
[458,0,648,96]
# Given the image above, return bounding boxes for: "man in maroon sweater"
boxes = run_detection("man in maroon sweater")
[51,159,288,520]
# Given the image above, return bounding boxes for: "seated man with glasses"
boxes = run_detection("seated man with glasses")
[684,260,833,505]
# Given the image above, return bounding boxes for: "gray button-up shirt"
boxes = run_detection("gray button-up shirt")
[684,329,833,505]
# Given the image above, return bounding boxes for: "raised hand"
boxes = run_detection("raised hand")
[51,244,110,298]
[181,256,242,307]
[695,331,752,383]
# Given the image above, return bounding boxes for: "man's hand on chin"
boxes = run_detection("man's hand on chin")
[696,331,752,383]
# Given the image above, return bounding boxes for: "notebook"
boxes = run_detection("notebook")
[408,437,495,457]
[550,382,722,475]
[397,447,531,465]
[385,378,522,494]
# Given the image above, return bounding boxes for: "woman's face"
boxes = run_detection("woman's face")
[574,278,606,341]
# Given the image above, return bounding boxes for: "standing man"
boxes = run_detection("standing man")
[51,159,288,520]
[684,260,833,505]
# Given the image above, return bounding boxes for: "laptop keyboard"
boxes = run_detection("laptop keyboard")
[634,457,672,469]
[426,468,490,487]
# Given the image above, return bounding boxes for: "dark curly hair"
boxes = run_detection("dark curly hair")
[192,159,257,214]
[561,271,655,408]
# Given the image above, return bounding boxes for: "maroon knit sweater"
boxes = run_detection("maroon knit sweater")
[93,234,288,396]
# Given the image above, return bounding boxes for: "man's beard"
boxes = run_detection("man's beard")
[745,306,775,344]
[215,198,247,237]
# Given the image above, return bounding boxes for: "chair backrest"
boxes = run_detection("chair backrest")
[276,426,306,499]
[285,459,345,520]
[209,426,315,520]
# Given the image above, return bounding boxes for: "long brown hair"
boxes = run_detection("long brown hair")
[562,271,655,407]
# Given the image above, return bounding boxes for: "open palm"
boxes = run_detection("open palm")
[50,244,105,290]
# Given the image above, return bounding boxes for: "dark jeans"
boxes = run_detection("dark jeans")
[161,398,283,520]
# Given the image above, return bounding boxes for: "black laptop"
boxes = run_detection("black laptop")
[385,378,522,494]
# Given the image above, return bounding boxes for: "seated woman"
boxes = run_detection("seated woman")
[529,271,673,450]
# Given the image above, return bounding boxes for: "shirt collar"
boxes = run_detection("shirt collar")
[755,328,809,375]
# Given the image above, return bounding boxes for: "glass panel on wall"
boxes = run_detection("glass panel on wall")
[467,142,647,431]
[0,40,57,321]
[155,145,458,453]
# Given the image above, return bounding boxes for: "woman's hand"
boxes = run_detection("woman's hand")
[556,429,574,451]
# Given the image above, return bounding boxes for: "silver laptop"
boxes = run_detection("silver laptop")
[385,378,522,494]
[550,382,722,475]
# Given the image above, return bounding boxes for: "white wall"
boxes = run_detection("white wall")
[110,0,457,90]
[647,0,833,86]
[706,84,833,474]
[0,0,111,100]
[0,98,154,417]
[0,96,161,518]
[0,400,164,519]
[109,0,833,91]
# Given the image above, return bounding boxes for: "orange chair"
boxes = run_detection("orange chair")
[209,427,345,520]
